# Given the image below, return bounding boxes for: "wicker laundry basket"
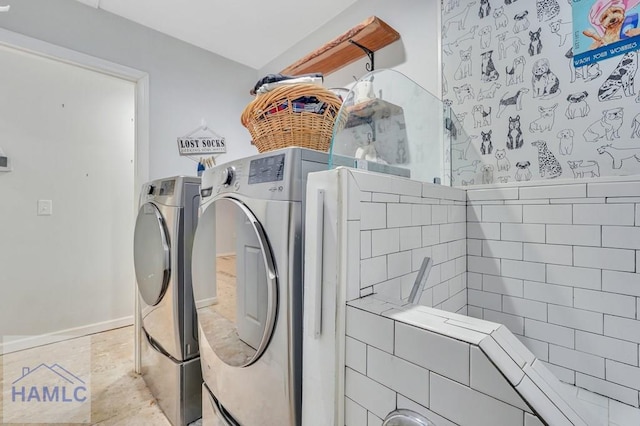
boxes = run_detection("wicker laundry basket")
[241,83,345,153]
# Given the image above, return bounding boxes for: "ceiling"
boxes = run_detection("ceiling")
[76,0,358,70]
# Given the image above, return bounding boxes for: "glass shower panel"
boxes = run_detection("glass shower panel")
[329,69,466,185]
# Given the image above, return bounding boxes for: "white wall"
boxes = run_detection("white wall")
[259,0,441,97]
[0,44,135,348]
[0,0,259,180]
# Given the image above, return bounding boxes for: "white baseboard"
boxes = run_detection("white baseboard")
[0,316,133,355]
[196,297,218,309]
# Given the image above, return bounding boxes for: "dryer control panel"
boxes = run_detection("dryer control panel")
[248,153,285,185]
[200,147,329,202]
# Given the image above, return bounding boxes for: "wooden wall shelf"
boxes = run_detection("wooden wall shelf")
[280,16,400,76]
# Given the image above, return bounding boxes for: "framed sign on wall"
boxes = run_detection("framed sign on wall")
[177,120,227,156]
[573,0,640,66]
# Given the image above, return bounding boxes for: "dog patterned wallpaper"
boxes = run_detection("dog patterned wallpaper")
[442,0,640,186]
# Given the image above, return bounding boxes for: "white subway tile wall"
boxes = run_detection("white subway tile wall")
[467,180,640,407]
[342,302,605,425]
[343,171,640,420]
[345,305,534,425]
[350,181,467,314]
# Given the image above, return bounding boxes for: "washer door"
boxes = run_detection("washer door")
[192,197,277,368]
[134,202,171,306]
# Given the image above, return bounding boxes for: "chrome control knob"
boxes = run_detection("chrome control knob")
[221,167,235,186]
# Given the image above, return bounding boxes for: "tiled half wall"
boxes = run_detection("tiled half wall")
[304,169,640,425]
[466,178,640,407]
[345,297,600,425]
[348,169,468,312]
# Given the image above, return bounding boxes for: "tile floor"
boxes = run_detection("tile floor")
[1,326,173,425]
[1,325,639,425]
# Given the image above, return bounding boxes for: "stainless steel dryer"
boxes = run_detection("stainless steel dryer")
[192,148,337,426]
[133,176,202,426]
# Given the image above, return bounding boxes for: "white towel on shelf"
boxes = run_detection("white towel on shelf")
[256,76,324,94]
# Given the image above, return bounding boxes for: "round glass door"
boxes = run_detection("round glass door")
[192,197,277,368]
[134,202,171,306]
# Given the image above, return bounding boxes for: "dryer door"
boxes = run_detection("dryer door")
[192,197,277,368]
[134,202,171,306]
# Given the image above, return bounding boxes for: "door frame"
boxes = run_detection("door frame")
[0,28,149,190]
[0,28,149,362]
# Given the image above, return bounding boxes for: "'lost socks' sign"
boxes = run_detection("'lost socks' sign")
[177,137,226,155]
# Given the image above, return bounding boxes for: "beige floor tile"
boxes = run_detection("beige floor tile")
[0,326,171,425]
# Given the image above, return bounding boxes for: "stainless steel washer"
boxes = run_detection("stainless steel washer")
[192,148,337,426]
[133,176,202,425]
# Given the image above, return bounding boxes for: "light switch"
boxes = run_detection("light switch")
[37,200,53,216]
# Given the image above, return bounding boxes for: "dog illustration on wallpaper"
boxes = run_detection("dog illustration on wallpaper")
[632,113,640,138]
[482,164,495,184]
[480,50,500,82]
[497,33,526,59]
[442,1,477,37]
[454,25,479,47]
[472,105,492,127]
[584,107,624,141]
[496,88,529,117]
[529,104,558,133]
[480,130,494,154]
[597,51,638,101]
[514,161,533,181]
[454,47,473,80]
[477,82,502,100]
[479,0,492,18]
[507,115,524,149]
[598,144,640,169]
[445,0,461,14]
[565,91,590,119]
[549,19,572,47]
[513,11,531,33]
[532,140,563,178]
[505,56,526,85]
[453,84,475,104]
[557,129,575,155]
[493,6,509,29]
[528,28,543,56]
[497,176,511,183]
[567,160,600,178]
[454,159,482,175]
[479,26,493,48]
[451,135,476,160]
[537,0,560,21]
[565,48,602,83]
[495,149,511,171]
[532,58,561,99]
[443,42,455,55]
[582,0,640,48]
